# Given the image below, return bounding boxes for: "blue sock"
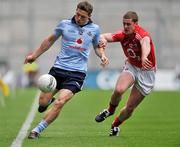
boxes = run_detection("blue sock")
[32,120,48,134]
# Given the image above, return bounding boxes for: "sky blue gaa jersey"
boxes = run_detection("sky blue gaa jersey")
[53,17,100,73]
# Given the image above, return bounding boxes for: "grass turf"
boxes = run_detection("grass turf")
[1,89,180,147]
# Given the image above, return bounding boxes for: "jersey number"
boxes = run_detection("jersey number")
[127,48,140,61]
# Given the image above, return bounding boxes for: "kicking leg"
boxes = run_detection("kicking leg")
[28,89,74,139]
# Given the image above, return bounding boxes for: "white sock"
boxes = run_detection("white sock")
[32,120,48,134]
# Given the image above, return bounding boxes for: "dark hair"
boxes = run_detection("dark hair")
[123,11,138,23]
[77,1,93,16]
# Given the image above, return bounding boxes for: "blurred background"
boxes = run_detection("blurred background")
[0,0,180,93]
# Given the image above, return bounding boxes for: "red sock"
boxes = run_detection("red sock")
[108,103,117,114]
[112,117,123,127]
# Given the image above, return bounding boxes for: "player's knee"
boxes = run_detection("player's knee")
[54,98,66,110]
[114,86,125,96]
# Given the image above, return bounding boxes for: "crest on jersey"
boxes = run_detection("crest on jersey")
[87,31,92,37]
[78,29,85,35]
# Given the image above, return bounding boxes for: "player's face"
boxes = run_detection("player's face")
[75,9,90,26]
[123,18,136,35]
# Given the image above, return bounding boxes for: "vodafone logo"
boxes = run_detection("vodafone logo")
[76,38,83,46]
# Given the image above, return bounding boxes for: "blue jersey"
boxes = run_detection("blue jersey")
[53,17,100,73]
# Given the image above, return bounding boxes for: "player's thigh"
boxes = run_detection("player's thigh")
[115,71,135,93]
[136,70,155,96]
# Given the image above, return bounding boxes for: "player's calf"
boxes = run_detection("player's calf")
[38,97,55,113]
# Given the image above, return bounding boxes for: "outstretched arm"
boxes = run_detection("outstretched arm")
[24,34,57,64]
[101,33,114,42]
[99,33,114,48]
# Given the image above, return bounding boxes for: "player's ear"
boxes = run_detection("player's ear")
[88,14,91,18]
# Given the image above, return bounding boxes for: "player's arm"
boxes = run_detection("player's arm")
[99,33,114,48]
[94,46,109,68]
[140,36,153,69]
[101,33,114,42]
[24,34,57,64]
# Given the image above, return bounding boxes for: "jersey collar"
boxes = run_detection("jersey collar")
[71,16,93,27]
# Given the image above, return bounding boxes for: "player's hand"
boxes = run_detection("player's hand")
[100,55,109,68]
[24,53,36,64]
[141,57,153,70]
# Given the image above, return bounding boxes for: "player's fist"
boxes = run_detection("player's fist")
[141,56,153,70]
[24,53,36,64]
[100,55,109,68]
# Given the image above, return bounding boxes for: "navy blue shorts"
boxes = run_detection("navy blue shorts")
[48,67,86,94]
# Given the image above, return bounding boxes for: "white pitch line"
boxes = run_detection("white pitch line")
[11,92,40,147]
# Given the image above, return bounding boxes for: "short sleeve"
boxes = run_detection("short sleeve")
[92,26,100,47]
[53,20,64,38]
[112,30,124,42]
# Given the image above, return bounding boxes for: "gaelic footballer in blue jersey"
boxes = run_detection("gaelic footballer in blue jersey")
[24,1,109,139]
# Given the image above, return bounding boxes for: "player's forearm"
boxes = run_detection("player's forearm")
[32,35,56,59]
[32,40,50,59]
[94,47,109,67]
[141,37,151,58]
[101,33,114,42]
[95,47,106,58]
[141,46,150,59]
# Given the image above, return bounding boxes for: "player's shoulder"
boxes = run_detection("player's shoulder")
[91,22,99,27]
[58,19,71,25]
[112,29,124,37]
[135,25,150,39]
[88,22,100,30]
[55,19,72,28]
[112,29,125,41]
[85,22,100,34]
[114,29,124,35]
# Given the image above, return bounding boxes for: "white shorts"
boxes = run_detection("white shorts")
[122,62,156,96]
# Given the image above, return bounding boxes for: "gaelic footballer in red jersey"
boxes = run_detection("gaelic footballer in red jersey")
[112,25,156,69]
[95,11,157,136]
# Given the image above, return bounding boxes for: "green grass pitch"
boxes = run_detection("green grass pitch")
[0,88,180,147]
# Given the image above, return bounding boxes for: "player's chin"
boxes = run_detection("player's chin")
[125,31,131,35]
[77,21,86,26]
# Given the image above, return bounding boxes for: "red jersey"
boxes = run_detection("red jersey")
[112,25,156,68]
